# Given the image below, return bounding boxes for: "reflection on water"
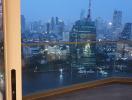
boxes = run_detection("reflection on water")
[59,68,64,81]
[23,67,132,95]
[22,42,132,95]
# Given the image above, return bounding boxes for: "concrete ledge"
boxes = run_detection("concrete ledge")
[23,77,132,100]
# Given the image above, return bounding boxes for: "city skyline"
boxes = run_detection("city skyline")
[21,0,132,96]
[21,0,132,23]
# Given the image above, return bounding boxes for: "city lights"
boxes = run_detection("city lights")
[21,0,132,95]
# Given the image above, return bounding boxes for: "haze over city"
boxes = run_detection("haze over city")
[21,0,132,23]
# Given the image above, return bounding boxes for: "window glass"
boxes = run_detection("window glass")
[0,0,5,99]
[21,0,132,96]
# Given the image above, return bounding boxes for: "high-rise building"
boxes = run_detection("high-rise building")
[95,17,108,40]
[21,15,26,33]
[46,22,50,34]
[70,0,96,68]
[80,9,85,20]
[57,21,65,34]
[113,10,122,28]
[120,23,132,40]
[112,10,122,40]
[54,19,65,40]
[55,17,59,25]
[51,17,55,31]
[30,20,43,33]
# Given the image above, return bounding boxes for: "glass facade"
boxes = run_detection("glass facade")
[0,0,5,100]
[21,0,132,96]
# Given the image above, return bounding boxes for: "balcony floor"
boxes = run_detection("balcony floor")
[43,84,132,100]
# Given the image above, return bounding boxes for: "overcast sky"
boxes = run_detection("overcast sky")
[21,0,132,23]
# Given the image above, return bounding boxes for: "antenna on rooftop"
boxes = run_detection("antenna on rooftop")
[87,0,92,21]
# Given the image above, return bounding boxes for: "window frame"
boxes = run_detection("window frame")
[3,0,22,100]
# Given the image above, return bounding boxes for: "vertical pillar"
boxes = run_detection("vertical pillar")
[3,0,22,100]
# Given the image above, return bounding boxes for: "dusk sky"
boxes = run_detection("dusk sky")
[21,0,132,23]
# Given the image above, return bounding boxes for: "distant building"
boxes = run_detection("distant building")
[63,32,69,42]
[113,10,122,29]
[104,21,113,40]
[120,23,132,40]
[55,17,59,25]
[112,10,122,40]
[80,9,85,20]
[30,20,44,33]
[51,17,55,31]
[45,17,65,41]
[54,19,65,40]
[95,17,108,40]
[46,22,50,34]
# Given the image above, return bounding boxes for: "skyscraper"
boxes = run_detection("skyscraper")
[113,10,122,28]
[112,10,122,40]
[80,9,85,20]
[46,22,50,34]
[55,17,59,25]
[120,23,132,40]
[95,17,107,40]
[54,18,65,40]
[51,17,55,31]
[30,20,43,33]
[70,0,96,68]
